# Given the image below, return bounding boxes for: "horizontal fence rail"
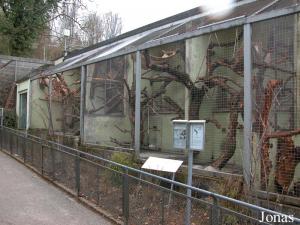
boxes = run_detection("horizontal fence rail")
[0,126,299,225]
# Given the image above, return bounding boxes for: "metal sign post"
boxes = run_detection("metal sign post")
[186,123,193,225]
[173,120,206,225]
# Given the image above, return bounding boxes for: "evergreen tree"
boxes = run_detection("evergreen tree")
[0,0,61,56]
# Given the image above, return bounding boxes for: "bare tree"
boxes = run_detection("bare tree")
[82,12,104,45]
[102,12,122,40]
[81,11,122,46]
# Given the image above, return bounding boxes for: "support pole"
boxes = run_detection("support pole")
[185,123,192,225]
[243,23,252,187]
[134,51,141,159]
[80,66,86,144]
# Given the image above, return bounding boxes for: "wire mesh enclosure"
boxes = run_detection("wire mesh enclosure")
[84,54,135,148]
[138,27,244,172]
[0,56,49,109]
[12,0,300,212]
[26,64,80,135]
[140,41,186,153]
[251,14,300,197]
[79,12,300,199]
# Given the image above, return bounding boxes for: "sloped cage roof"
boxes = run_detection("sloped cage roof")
[44,0,300,75]
[0,55,51,83]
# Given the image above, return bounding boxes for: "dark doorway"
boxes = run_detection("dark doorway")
[19,92,27,129]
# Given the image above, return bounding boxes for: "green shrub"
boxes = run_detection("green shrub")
[111,152,138,169]
[107,152,138,186]
[222,214,239,225]
[3,110,16,128]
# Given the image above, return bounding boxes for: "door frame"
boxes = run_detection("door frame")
[18,90,28,130]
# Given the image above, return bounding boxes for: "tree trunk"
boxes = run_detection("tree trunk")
[275,137,300,194]
[211,93,240,169]
[188,87,205,120]
[258,80,282,189]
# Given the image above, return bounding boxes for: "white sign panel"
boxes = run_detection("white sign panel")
[142,157,183,173]
[173,121,187,149]
[189,122,205,151]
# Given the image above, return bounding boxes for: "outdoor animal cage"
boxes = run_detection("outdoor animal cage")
[24,0,300,202]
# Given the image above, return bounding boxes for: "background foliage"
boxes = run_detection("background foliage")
[0,0,61,56]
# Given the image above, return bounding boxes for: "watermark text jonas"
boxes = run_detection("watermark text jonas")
[259,211,294,223]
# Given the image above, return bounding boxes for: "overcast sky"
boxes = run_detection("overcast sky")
[86,0,202,32]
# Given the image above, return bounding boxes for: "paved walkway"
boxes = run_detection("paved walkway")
[0,151,112,225]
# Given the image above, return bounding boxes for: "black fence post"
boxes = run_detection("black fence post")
[161,190,165,225]
[75,152,80,197]
[16,134,19,156]
[23,136,26,163]
[211,197,221,225]
[41,144,44,176]
[50,144,55,180]
[122,170,129,225]
[31,140,34,165]
[9,131,12,155]
[96,166,100,205]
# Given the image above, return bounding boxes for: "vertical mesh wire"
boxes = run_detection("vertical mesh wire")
[25,138,34,167]
[60,72,81,134]
[97,166,123,218]
[2,129,10,153]
[53,147,76,192]
[162,190,188,225]
[190,198,211,225]
[42,144,54,178]
[11,132,17,155]
[251,14,300,197]
[128,176,164,225]
[5,130,10,153]
[31,140,42,172]
[16,134,23,159]
[46,71,81,136]
[140,28,244,174]
[84,54,135,149]
[140,41,186,153]
[191,27,244,171]
[79,158,99,204]
[0,60,16,107]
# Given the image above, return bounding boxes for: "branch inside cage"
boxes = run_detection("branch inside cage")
[211,92,241,169]
[163,96,184,119]
[110,137,131,148]
[275,137,300,194]
[88,93,122,114]
[142,37,244,161]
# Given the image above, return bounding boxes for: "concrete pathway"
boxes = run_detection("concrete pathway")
[0,151,112,225]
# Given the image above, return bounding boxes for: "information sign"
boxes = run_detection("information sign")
[142,157,183,173]
[189,121,205,151]
[173,120,188,149]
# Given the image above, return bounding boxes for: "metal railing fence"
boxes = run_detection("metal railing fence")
[0,126,299,225]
